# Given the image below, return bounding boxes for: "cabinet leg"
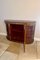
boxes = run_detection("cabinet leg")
[24,43,25,52]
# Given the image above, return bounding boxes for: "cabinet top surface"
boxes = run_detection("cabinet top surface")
[5,20,36,25]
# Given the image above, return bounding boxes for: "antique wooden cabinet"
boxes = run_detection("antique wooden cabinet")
[5,20,36,44]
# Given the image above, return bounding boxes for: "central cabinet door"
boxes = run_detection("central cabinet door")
[10,24,24,43]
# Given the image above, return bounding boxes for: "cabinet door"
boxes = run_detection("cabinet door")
[10,24,24,43]
[26,25,35,44]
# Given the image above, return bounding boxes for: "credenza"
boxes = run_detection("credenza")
[5,20,36,52]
